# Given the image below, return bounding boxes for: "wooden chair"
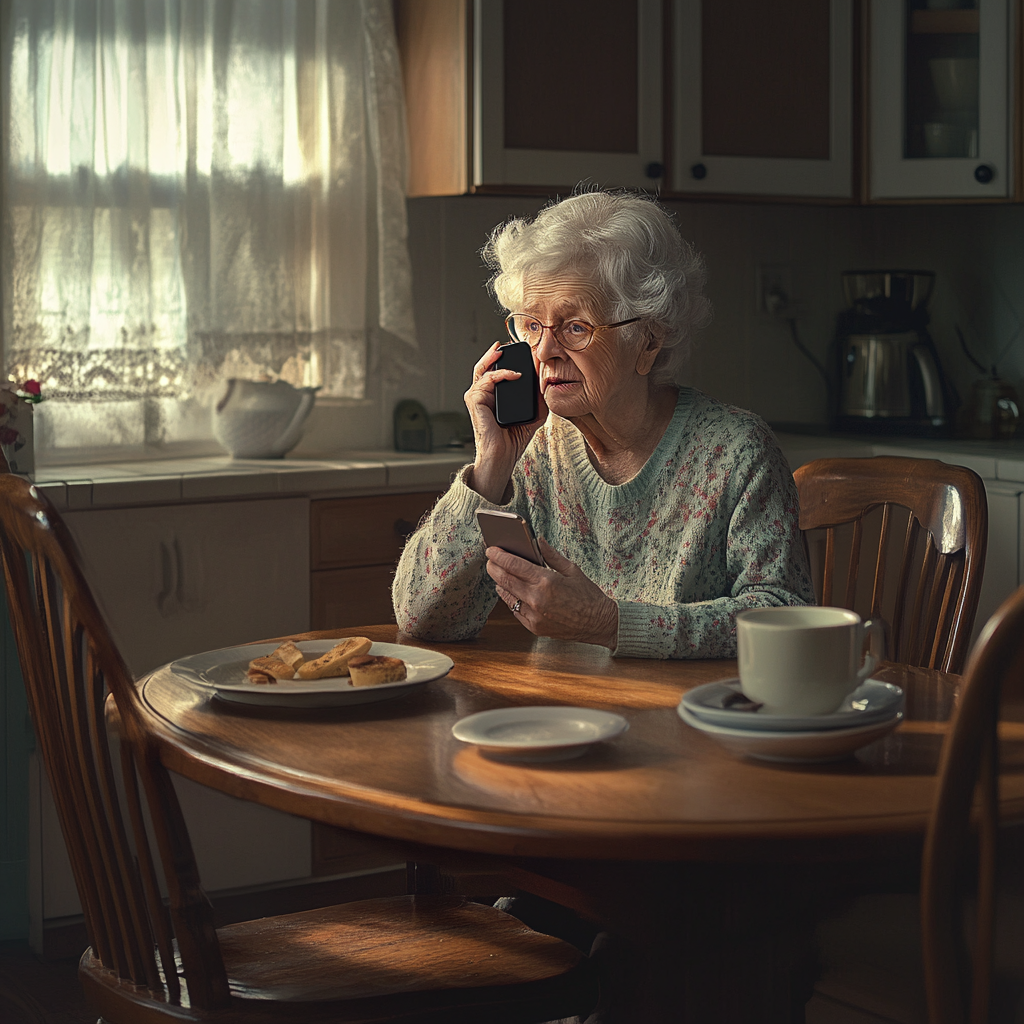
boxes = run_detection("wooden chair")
[0,474,598,1024]
[919,583,1024,1024]
[810,584,1024,1024]
[794,456,988,674]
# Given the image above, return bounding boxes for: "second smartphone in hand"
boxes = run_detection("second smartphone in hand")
[475,509,545,566]
[494,341,539,427]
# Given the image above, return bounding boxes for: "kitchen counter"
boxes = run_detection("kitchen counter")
[26,433,1024,511]
[28,449,475,510]
[773,430,1024,483]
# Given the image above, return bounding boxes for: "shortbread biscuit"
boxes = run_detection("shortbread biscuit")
[246,669,275,685]
[271,640,306,671]
[347,654,407,688]
[296,637,372,679]
[248,656,295,680]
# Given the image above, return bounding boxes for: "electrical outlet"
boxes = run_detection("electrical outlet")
[756,264,794,316]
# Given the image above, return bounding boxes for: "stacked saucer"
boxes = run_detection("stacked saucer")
[677,679,904,763]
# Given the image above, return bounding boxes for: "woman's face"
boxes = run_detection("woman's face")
[518,273,654,421]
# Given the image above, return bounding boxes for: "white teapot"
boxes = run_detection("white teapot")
[212,379,318,459]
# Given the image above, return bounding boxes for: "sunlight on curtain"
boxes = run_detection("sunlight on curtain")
[2,0,415,459]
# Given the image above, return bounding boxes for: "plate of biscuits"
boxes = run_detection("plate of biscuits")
[169,637,454,708]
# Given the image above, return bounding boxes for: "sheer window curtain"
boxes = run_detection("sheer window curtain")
[1,0,415,461]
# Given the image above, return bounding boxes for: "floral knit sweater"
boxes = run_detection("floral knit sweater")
[392,388,814,659]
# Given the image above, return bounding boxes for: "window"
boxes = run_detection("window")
[2,0,415,460]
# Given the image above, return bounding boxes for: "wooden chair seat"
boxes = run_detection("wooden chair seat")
[794,456,987,674]
[81,895,591,1023]
[0,475,597,1024]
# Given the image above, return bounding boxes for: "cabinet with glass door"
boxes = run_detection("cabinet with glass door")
[869,0,1013,200]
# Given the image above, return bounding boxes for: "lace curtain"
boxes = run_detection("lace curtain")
[2,0,415,457]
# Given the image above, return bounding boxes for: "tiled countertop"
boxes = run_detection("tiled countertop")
[774,432,1024,484]
[25,434,1024,511]
[29,449,475,510]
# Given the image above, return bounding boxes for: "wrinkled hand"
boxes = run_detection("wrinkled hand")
[464,342,547,504]
[488,537,619,649]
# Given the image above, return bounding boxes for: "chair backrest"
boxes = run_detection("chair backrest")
[920,583,1024,1024]
[0,475,231,1009]
[794,456,988,674]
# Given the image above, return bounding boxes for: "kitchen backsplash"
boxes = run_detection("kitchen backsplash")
[294,195,1024,454]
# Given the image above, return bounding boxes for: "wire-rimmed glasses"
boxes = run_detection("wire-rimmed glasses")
[504,313,641,352]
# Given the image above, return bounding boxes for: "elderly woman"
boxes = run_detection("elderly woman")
[393,190,813,656]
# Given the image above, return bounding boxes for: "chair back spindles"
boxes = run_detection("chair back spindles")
[822,528,836,606]
[795,457,987,675]
[117,739,182,1002]
[869,502,892,619]
[907,533,939,666]
[0,477,231,1010]
[844,518,862,609]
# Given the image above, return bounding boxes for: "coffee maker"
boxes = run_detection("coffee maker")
[835,270,952,435]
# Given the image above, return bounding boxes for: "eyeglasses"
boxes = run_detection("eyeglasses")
[504,313,641,352]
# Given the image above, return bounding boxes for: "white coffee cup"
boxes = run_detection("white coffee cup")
[736,607,884,716]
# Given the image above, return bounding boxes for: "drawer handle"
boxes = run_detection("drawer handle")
[394,518,417,539]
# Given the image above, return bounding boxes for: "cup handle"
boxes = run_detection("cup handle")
[857,618,885,683]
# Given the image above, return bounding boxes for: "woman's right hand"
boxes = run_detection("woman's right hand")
[464,341,546,504]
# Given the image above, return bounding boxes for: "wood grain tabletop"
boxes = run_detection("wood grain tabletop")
[135,622,1024,861]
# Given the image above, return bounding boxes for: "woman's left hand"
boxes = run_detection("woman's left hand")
[488,537,619,649]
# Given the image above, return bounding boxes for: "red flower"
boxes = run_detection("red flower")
[22,380,41,395]
[0,426,19,445]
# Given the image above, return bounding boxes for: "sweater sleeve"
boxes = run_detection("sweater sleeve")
[613,426,815,660]
[392,465,529,641]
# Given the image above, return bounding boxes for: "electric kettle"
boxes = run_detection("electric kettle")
[835,271,952,435]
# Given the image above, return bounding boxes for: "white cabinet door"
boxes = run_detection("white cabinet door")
[31,498,313,943]
[869,0,1011,200]
[473,0,663,190]
[64,498,310,677]
[974,482,1023,641]
[671,0,853,197]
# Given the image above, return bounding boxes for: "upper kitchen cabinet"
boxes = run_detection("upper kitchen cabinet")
[868,0,1013,200]
[397,0,664,195]
[669,0,855,199]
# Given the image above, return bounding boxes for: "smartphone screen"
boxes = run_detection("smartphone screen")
[475,509,545,566]
[494,342,539,427]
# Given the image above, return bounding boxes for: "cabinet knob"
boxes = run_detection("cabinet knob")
[974,164,994,184]
[690,163,707,181]
[394,518,417,539]
[644,161,664,179]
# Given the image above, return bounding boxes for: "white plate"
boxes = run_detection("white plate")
[681,679,904,733]
[169,640,454,708]
[677,704,902,763]
[452,706,629,762]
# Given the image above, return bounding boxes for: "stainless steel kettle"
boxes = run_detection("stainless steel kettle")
[836,271,950,433]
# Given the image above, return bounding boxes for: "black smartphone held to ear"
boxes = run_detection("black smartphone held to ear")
[475,509,545,566]
[494,341,539,427]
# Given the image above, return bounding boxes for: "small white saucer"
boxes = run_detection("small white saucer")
[678,704,902,763]
[452,706,629,762]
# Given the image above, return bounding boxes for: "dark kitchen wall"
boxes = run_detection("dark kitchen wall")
[296,195,1024,450]
[407,196,1024,428]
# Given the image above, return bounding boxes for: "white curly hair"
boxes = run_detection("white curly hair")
[481,190,712,383]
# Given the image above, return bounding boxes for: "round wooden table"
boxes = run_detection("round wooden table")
[137,622,1024,861]
[136,622,1024,1023]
